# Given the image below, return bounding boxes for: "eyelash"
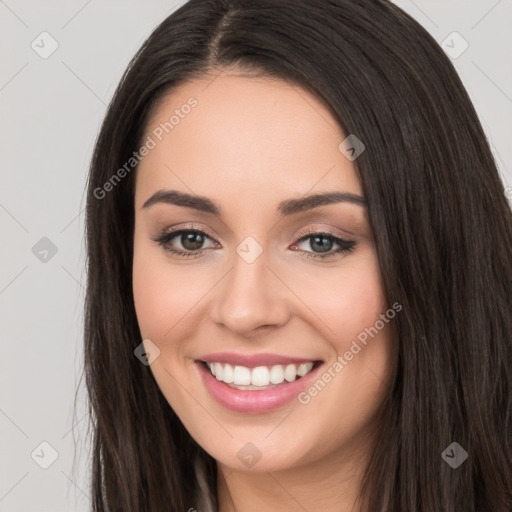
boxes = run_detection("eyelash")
[151,226,356,261]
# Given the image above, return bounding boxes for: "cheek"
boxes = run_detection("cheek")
[300,253,388,345]
[291,251,393,418]
[132,257,172,339]
[132,242,208,340]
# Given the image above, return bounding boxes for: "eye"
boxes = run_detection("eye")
[290,231,356,260]
[151,228,219,258]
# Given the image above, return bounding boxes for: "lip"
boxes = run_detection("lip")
[196,359,324,414]
[197,352,318,368]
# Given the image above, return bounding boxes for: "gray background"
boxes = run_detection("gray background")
[1,1,510,510]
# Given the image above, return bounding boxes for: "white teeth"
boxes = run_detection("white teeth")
[222,363,234,383]
[284,364,297,382]
[297,363,311,377]
[214,362,223,381]
[233,365,251,385]
[251,366,270,386]
[269,365,285,384]
[205,361,315,387]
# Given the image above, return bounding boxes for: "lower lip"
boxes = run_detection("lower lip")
[196,361,323,413]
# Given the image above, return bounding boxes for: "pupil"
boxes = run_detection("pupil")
[311,236,332,253]
[182,232,204,251]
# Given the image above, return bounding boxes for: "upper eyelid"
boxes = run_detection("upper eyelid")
[156,224,218,240]
[296,230,345,240]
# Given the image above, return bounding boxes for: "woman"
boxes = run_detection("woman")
[83,0,512,510]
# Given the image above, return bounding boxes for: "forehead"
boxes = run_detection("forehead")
[134,71,362,208]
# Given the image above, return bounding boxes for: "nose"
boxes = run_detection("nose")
[209,244,291,337]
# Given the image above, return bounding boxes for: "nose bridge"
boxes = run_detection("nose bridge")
[211,237,290,334]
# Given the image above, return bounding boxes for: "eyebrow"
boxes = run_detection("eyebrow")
[141,189,367,216]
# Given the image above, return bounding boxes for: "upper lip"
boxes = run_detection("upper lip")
[197,352,322,368]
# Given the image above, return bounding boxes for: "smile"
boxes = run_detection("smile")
[196,357,324,413]
[203,361,316,389]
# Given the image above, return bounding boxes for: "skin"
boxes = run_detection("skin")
[132,69,397,512]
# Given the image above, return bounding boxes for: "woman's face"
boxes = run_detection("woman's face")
[132,70,396,473]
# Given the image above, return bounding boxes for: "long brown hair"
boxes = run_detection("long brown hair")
[81,0,512,510]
